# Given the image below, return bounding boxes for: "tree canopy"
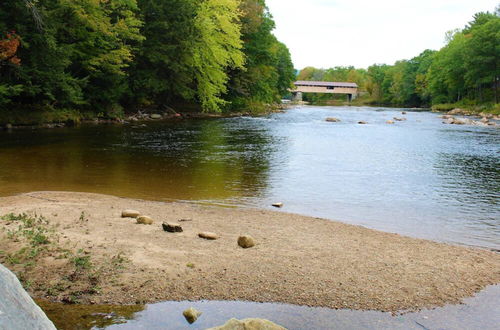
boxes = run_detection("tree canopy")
[0,0,295,118]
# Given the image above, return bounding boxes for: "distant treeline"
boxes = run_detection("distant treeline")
[0,0,295,120]
[298,8,499,111]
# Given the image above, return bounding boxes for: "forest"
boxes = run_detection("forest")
[298,8,499,113]
[0,0,295,123]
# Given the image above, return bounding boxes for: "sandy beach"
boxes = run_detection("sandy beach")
[0,191,499,313]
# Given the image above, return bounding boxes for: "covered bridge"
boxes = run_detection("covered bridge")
[291,81,359,102]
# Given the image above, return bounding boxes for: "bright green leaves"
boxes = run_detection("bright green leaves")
[192,0,245,112]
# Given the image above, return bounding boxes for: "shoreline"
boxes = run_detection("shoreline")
[0,191,499,312]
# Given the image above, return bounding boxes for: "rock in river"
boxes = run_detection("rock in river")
[207,318,286,330]
[122,210,141,218]
[162,222,183,233]
[136,216,154,225]
[199,232,218,240]
[183,307,202,324]
[358,121,367,125]
[238,235,255,248]
[386,120,394,124]
[272,202,283,208]
[325,117,340,122]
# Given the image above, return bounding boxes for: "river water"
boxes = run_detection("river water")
[1,106,498,249]
[2,105,499,329]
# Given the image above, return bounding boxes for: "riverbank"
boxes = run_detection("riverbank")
[1,191,499,313]
[0,103,288,128]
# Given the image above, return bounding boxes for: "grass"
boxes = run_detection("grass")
[0,212,130,302]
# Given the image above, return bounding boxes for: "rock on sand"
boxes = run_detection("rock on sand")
[238,235,255,248]
[122,210,141,218]
[136,216,154,225]
[198,232,219,240]
[162,222,183,233]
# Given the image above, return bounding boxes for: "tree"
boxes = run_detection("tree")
[191,0,245,112]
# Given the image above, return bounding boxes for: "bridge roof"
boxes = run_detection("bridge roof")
[294,81,358,88]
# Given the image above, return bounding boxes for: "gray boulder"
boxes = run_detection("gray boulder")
[0,264,56,330]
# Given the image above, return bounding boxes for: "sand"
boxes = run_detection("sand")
[0,191,499,312]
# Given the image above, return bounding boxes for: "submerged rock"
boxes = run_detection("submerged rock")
[393,117,406,121]
[357,121,367,125]
[386,120,394,124]
[207,318,286,330]
[183,307,202,324]
[198,232,218,240]
[238,235,255,248]
[162,222,183,233]
[325,117,340,122]
[122,210,141,218]
[0,264,56,329]
[272,202,283,208]
[136,216,154,225]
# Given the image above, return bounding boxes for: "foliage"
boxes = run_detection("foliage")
[225,0,295,111]
[297,8,499,109]
[0,0,292,118]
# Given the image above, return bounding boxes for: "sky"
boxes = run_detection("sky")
[266,0,499,70]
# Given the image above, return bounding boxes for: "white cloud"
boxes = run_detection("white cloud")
[266,0,499,69]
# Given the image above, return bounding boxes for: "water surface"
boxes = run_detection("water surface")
[0,106,498,249]
[38,285,500,329]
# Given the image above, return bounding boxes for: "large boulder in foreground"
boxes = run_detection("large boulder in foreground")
[207,318,286,330]
[0,264,56,330]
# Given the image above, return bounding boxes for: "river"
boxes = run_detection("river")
[1,106,498,250]
[2,105,500,329]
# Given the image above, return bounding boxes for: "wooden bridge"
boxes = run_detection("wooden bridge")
[291,81,359,102]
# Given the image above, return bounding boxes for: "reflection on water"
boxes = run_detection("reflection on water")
[38,286,500,330]
[36,300,144,330]
[0,106,499,249]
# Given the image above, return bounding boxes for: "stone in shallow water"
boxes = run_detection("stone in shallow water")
[199,232,218,240]
[207,318,286,330]
[358,121,367,124]
[136,216,154,225]
[162,222,183,233]
[272,202,283,208]
[386,120,395,124]
[325,117,340,122]
[238,235,255,248]
[182,307,202,324]
[121,210,141,218]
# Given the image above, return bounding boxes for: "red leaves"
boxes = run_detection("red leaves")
[0,32,21,65]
